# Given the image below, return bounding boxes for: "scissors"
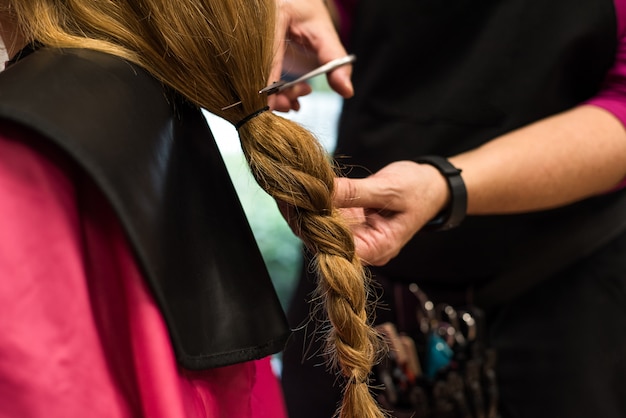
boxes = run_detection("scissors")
[221,54,356,110]
[259,54,356,95]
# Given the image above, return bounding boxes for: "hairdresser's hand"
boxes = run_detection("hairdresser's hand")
[270,0,354,112]
[333,161,449,266]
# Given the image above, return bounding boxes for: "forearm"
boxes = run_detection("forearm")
[449,105,626,215]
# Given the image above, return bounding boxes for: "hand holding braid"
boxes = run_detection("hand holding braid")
[238,115,386,418]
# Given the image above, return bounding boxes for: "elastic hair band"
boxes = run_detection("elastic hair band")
[235,105,270,130]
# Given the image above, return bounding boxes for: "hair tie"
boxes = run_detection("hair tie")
[235,105,270,130]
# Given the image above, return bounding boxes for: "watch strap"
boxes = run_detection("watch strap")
[415,155,467,231]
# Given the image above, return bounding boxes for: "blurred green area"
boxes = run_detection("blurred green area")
[221,152,303,310]
[309,76,332,92]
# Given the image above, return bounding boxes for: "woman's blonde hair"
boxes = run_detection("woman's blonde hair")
[7,0,386,416]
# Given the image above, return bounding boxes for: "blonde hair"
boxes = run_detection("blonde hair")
[7,1,385,416]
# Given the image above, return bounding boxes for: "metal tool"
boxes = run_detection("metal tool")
[221,54,356,110]
[259,54,356,95]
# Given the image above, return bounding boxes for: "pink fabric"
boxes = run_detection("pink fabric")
[584,0,626,126]
[334,0,358,46]
[584,0,626,190]
[0,122,287,418]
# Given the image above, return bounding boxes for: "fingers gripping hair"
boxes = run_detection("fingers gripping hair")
[238,116,387,418]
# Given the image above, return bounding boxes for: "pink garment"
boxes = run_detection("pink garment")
[333,0,358,47]
[585,0,626,126]
[584,0,626,190]
[0,121,288,418]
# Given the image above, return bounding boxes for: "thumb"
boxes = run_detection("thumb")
[333,177,362,208]
[333,177,386,209]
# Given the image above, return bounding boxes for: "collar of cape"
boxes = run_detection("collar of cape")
[0,45,290,370]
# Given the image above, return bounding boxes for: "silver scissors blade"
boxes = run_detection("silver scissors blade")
[259,54,356,95]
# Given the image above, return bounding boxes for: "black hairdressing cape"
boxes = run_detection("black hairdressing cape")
[0,46,290,370]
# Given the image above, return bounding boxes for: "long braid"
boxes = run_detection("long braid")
[238,115,386,417]
[11,0,388,415]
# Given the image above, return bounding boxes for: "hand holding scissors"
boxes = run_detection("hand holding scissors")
[222,54,356,110]
[260,54,356,95]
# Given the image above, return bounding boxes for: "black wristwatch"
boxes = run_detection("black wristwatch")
[415,155,467,231]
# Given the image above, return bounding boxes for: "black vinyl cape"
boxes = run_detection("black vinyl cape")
[0,47,290,370]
